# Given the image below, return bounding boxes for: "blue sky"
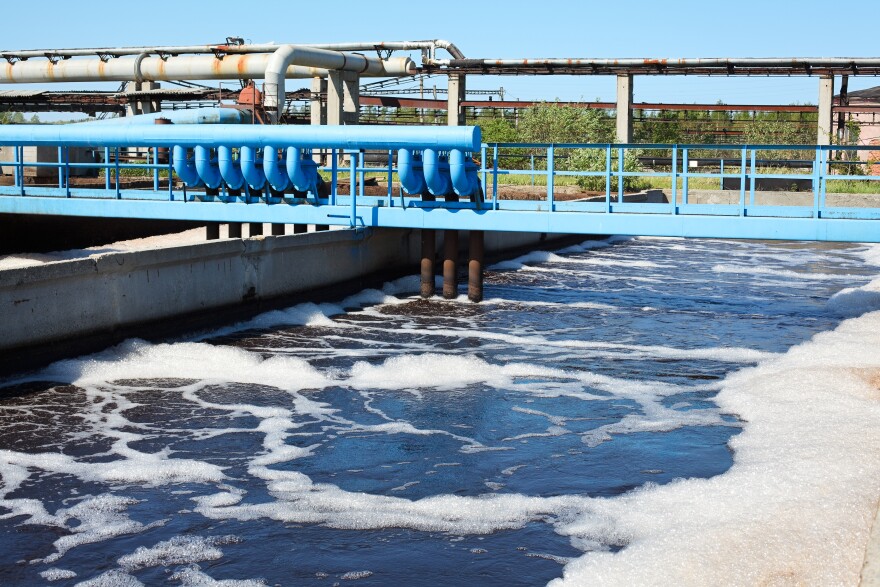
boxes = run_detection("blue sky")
[3,0,878,106]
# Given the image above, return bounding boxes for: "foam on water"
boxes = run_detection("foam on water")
[118,535,241,570]
[550,310,880,586]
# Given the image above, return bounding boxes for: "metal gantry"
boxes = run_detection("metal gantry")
[0,124,878,243]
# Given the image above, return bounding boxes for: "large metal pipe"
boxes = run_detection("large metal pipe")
[217,146,245,190]
[423,148,451,196]
[263,146,290,192]
[239,146,265,190]
[194,146,222,189]
[449,149,477,197]
[0,54,414,84]
[439,57,880,70]
[263,45,413,122]
[0,39,465,61]
[0,124,482,151]
[86,107,251,126]
[171,146,201,187]
[285,147,317,192]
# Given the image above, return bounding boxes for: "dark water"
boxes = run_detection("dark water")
[0,236,875,586]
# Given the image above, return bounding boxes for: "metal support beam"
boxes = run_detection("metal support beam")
[468,230,484,303]
[421,228,436,298]
[443,229,459,299]
[818,75,834,146]
[616,74,633,143]
[447,73,466,126]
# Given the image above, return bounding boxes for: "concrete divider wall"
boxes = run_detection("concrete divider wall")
[0,228,574,371]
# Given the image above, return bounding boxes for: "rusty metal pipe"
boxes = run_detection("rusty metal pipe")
[443,230,459,299]
[468,230,484,303]
[421,229,436,298]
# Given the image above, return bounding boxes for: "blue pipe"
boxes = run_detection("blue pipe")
[423,148,451,196]
[0,124,481,152]
[449,149,477,197]
[172,146,201,188]
[82,107,252,126]
[286,147,317,192]
[194,146,222,189]
[263,145,290,192]
[397,149,426,195]
[240,146,265,191]
[217,146,245,191]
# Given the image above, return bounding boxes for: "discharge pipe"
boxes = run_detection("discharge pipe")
[171,146,201,188]
[217,146,245,191]
[422,148,451,196]
[397,148,426,195]
[263,145,290,192]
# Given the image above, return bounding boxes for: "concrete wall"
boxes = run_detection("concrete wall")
[0,228,578,372]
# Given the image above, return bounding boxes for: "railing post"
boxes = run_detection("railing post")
[531,153,535,186]
[547,144,555,211]
[617,147,625,203]
[349,150,357,227]
[719,158,725,191]
[749,149,756,207]
[330,148,338,206]
[605,144,612,213]
[670,146,678,214]
[480,144,487,200]
[153,146,159,192]
[681,147,689,207]
[64,147,70,198]
[57,147,63,190]
[115,147,121,199]
[387,149,393,207]
[168,149,174,201]
[739,146,746,216]
[492,144,499,210]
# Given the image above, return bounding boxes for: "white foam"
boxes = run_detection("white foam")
[118,535,240,570]
[712,263,857,281]
[550,310,880,586]
[74,570,144,587]
[857,243,880,267]
[340,570,374,580]
[41,568,77,581]
[169,565,266,586]
[827,276,880,317]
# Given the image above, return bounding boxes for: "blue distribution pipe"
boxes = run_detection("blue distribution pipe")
[423,148,451,196]
[194,146,222,189]
[286,147,317,192]
[397,149,426,195]
[449,149,477,197]
[172,146,201,187]
[263,146,290,192]
[217,146,245,191]
[0,124,481,151]
[240,146,265,190]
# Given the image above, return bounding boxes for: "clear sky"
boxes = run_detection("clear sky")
[3,0,878,107]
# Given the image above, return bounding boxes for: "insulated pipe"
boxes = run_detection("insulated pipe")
[449,149,475,197]
[423,148,450,196]
[397,149,426,194]
[0,39,465,61]
[0,124,482,152]
[217,146,245,191]
[263,145,290,192]
[0,54,414,84]
[285,147,316,192]
[85,107,251,126]
[440,57,880,71]
[194,146,222,189]
[172,145,201,187]
[263,45,412,122]
[239,146,265,190]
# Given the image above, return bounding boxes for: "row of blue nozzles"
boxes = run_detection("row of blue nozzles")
[173,146,319,193]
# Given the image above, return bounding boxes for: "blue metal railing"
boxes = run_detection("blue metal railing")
[0,130,878,241]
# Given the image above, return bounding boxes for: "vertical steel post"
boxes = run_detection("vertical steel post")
[64,147,70,198]
[531,154,535,186]
[330,148,338,206]
[153,146,159,192]
[480,144,487,198]
[749,149,756,207]
[387,149,393,207]
[547,145,555,211]
[443,229,459,299]
[720,158,724,190]
[18,146,23,196]
[682,148,689,206]
[57,147,63,189]
[114,147,121,199]
[671,147,678,214]
[739,147,747,216]
[420,229,436,298]
[104,147,110,190]
[349,150,357,228]
[468,230,484,303]
[492,145,499,210]
[605,145,612,212]
[12,145,19,189]
[617,147,624,203]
